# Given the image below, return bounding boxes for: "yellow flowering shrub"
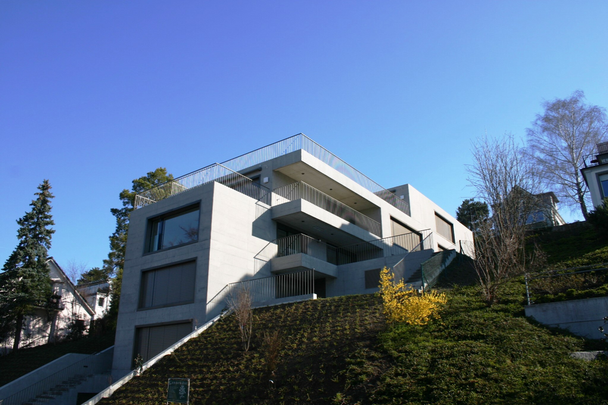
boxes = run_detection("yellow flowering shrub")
[378,267,447,325]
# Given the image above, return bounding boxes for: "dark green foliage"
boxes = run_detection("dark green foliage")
[77,267,110,284]
[588,198,608,233]
[97,288,608,405]
[0,180,55,351]
[98,295,384,405]
[104,168,173,326]
[456,199,489,232]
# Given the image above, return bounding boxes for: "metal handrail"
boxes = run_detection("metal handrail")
[206,270,316,312]
[391,231,435,287]
[134,163,271,208]
[133,134,410,215]
[275,230,431,266]
[2,348,113,405]
[273,181,382,236]
[524,264,608,305]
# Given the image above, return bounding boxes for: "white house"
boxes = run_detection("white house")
[1,258,96,354]
[582,141,608,209]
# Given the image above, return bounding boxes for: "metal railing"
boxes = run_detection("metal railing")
[273,181,382,236]
[134,163,271,208]
[420,249,456,291]
[134,134,410,215]
[2,347,113,405]
[275,230,432,266]
[524,264,608,305]
[391,231,435,285]
[206,270,316,312]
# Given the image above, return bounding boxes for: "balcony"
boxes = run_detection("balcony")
[270,231,431,275]
[133,133,410,215]
[272,181,381,241]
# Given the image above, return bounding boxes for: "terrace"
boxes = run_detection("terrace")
[133,134,411,216]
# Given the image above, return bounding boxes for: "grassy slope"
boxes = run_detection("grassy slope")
[99,287,608,404]
[0,331,115,387]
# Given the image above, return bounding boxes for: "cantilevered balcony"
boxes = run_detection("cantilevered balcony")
[270,231,432,276]
[272,182,381,241]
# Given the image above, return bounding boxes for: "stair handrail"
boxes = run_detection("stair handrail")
[389,231,434,284]
[1,347,113,405]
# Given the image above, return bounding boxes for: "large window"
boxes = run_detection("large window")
[435,213,455,243]
[147,205,199,252]
[135,322,192,362]
[139,261,196,309]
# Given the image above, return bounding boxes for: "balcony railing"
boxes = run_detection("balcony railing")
[206,270,316,312]
[273,181,382,237]
[133,134,410,215]
[275,230,432,266]
[134,163,270,209]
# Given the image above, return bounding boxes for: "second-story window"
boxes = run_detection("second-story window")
[147,205,200,253]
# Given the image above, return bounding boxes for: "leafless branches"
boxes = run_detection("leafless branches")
[227,286,254,352]
[468,134,541,303]
[526,90,608,219]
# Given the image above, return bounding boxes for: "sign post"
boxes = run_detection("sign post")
[167,378,190,404]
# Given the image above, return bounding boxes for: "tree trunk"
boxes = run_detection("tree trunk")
[577,181,589,221]
[13,313,23,351]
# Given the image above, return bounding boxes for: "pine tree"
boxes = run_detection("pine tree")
[103,168,173,326]
[0,180,55,350]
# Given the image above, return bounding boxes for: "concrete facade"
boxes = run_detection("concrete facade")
[112,134,474,377]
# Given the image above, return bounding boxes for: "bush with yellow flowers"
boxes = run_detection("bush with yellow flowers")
[378,267,447,325]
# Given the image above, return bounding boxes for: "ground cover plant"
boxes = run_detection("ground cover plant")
[98,294,385,405]
[98,281,608,404]
[0,330,114,387]
[526,225,608,304]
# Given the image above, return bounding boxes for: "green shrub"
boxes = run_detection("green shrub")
[588,198,608,232]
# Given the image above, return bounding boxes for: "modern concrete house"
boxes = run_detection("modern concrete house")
[582,141,608,209]
[111,134,474,377]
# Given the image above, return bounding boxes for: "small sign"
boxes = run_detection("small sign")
[167,378,190,404]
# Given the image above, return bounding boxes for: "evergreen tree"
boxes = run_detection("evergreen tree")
[456,198,489,233]
[0,180,55,350]
[104,168,173,325]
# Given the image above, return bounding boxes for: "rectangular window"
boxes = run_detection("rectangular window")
[139,261,196,309]
[600,174,608,198]
[147,205,199,252]
[435,213,455,243]
[135,322,192,362]
[390,217,422,250]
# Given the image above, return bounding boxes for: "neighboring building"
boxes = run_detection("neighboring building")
[112,134,474,377]
[76,279,111,319]
[582,141,608,209]
[526,191,566,229]
[1,258,96,354]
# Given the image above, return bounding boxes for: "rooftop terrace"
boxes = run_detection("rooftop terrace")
[134,133,410,215]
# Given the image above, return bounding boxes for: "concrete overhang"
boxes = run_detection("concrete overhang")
[273,151,378,213]
[272,199,379,246]
[271,253,338,278]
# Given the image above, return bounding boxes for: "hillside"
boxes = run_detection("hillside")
[98,285,608,404]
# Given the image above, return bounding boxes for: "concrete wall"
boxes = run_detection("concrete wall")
[112,182,215,377]
[525,296,608,340]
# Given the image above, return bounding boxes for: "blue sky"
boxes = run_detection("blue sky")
[1,1,607,277]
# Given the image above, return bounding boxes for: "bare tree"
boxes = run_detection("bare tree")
[227,286,253,352]
[468,134,541,303]
[526,90,608,220]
